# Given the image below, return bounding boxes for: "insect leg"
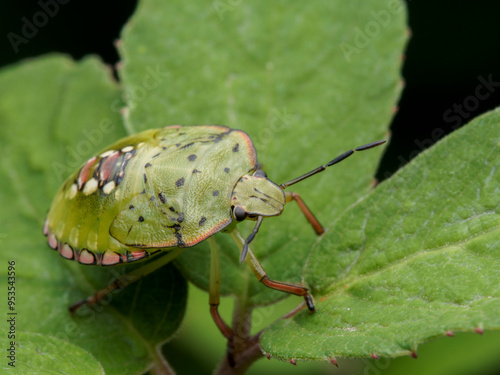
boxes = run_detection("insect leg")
[207,237,233,339]
[229,230,315,312]
[207,237,235,367]
[69,248,185,313]
[285,191,324,235]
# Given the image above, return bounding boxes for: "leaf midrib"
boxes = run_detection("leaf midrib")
[324,223,500,299]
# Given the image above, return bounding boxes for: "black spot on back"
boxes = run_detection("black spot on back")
[143,174,148,183]
[166,222,182,232]
[138,216,144,222]
[169,206,176,212]
[175,177,185,187]
[181,142,194,149]
[213,190,219,196]
[177,213,184,223]
[224,167,230,173]
[188,154,197,162]
[129,205,135,209]
[145,163,152,168]
[199,216,207,226]
[232,143,239,152]
[158,192,167,203]
[193,169,201,174]
[175,232,185,247]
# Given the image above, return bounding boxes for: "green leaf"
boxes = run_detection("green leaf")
[261,109,500,360]
[0,55,187,375]
[0,0,410,372]
[0,332,104,374]
[119,0,407,306]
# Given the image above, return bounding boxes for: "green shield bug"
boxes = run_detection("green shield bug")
[44,125,385,355]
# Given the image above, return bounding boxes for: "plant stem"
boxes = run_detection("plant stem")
[231,297,252,354]
[214,252,265,375]
[216,230,310,374]
[214,330,263,375]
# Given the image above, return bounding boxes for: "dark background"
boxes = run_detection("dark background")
[1,0,499,178]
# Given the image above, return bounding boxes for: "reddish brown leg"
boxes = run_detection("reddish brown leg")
[260,276,315,311]
[285,191,324,235]
[230,230,315,312]
[210,305,233,339]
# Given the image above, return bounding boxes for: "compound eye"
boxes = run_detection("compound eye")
[254,169,267,178]
[233,206,247,221]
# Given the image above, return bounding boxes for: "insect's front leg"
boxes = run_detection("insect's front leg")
[285,191,324,235]
[229,229,315,312]
[69,248,185,313]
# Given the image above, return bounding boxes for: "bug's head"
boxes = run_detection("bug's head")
[231,169,285,264]
[234,139,387,264]
[231,169,285,222]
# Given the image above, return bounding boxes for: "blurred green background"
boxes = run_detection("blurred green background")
[1,1,499,374]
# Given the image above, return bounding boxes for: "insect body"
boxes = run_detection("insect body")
[44,126,257,264]
[44,125,385,357]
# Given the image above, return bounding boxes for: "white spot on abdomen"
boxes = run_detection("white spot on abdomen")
[103,181,116,195]
[66,183,78,199]
[83,178,98,195]
[69,227,79,245]
[100,150,115,158]
[87,231,99,251]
